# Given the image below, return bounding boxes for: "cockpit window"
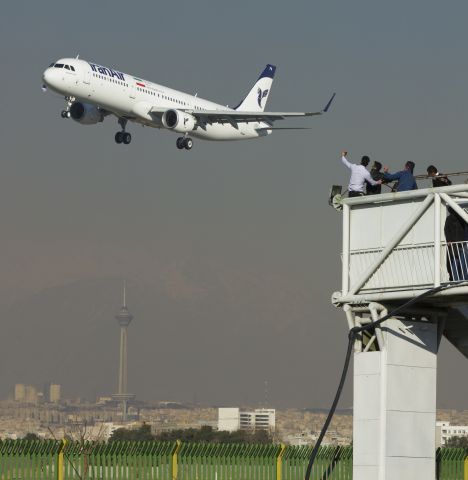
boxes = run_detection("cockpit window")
[54,64,64,68]
[70,65,75,72]
[64,65,70,70]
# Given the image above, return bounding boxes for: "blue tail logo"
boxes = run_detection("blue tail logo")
[257,88,269,108]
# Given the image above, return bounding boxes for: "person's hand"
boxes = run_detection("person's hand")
[377,180,383,185]
[383,166,389,173]
[341,151,347,157]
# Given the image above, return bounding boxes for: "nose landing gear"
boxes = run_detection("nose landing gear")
[60,96,75,119]
[115,118,132,145]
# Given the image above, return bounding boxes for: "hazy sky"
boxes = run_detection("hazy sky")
[1,1,468,409]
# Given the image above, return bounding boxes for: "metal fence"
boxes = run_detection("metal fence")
[0,440,467,479]
[349,240,468,293]
[447,241,468,282]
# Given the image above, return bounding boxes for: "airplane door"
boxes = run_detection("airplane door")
[83,69,91,85]
[82,69,93,98]
[129,84,136,99]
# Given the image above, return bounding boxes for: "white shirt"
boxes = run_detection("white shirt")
[341,156,378,192]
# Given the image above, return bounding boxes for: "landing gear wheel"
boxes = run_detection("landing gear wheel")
[176,137,185,150]
[184,138,193,150]
[122,132,132,145]
[61,110,68,118]
[115,131,124,144]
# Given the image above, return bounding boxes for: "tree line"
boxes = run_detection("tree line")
[109,424,273,443]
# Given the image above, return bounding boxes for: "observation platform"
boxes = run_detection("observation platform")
[332,183,468,480]
[333,184,468,357]
[333,183,468,306]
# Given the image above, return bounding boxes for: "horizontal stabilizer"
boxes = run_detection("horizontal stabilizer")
[256,127,313,131]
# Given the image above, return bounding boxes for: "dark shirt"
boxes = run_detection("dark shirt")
[445,212,466,243]
[383,170,418,191]
[366,170,385,195]
[432,174,452,188]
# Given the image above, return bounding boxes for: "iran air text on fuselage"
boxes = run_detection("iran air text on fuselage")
[42,57,335,151]
[88,62,126,81]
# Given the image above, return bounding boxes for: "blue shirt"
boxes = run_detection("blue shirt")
[383,170,417,191]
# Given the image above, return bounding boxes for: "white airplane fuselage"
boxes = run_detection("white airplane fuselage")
[42,58,270,142]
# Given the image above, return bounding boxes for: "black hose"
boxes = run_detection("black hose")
[304,283,466,480]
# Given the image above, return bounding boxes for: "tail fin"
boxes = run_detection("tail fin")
[234,64,276,112]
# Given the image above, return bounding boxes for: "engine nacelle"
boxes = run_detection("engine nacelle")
[162,109,196,133]
[69,102,104,125]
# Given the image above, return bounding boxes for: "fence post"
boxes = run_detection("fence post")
[276,444,286,480]
[465,452,468,480]
[57,439,67,480]
[172,440,182,480]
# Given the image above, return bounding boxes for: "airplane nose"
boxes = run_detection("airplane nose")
[42,67,61,91]
[42,68,53,85]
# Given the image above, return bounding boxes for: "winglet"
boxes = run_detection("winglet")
[323,93,336,113]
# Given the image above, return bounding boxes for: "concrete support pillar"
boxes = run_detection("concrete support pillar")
[353,319,438,480]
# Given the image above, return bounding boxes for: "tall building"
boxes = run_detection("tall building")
[14,384,41,404]
[112,283,135,421]
[14,384,26,402]
[24,385,38,404]
[49,384,61,403]
[218,408,275,433]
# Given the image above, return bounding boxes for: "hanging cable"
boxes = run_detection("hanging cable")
[305,282,468,480]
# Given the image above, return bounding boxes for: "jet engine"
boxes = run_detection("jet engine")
[69,102,104,125]
[162,109,196,133]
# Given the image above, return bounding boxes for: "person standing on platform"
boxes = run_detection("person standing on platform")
[341,151,381,197]
[366,161,385,195]
[444,207,468,281]
[383,161,418,192]
[427,165,452,187]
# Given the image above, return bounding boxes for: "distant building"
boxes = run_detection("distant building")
[14,384,43,404]
[24,386,38,404]
[49,384,61,403]
[436,421,468,447]
[14,384,26,402]
[218,408,240,432]
[218,408,275,433]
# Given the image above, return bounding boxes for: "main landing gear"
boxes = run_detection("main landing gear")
[60,96,75,119]
[115,118,131,145]
[176,136,193,150]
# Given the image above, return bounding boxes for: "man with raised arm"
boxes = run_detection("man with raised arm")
[341,151,381,197]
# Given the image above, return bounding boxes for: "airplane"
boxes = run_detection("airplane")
[42,57,335,150]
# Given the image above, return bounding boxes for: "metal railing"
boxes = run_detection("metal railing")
[0,440,466,479]
[447,241,468,282]
[348,241,468,292]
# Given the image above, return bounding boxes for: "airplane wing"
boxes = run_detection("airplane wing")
[149,93,335,126]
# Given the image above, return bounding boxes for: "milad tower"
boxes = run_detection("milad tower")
[112,283,135,421]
